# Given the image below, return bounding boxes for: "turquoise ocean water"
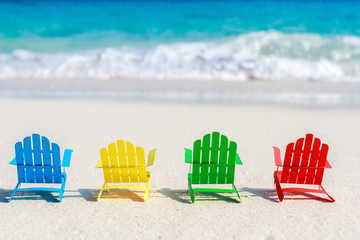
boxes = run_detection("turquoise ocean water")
[1,0,360,81]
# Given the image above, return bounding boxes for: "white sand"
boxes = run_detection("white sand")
[0,97,359,239]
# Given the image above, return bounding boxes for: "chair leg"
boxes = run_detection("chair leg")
[144,173,151,202]
[232,184,241,203]
[59,174,67,202]
[274,171,284,202]
[97,183,107,201]
[320,185,335,202]
[9,182,21,203]
[188,174,195,203]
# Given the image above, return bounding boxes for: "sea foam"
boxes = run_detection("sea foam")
[1,31,359,82]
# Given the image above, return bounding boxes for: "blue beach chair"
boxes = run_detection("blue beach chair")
[9,134,73,202]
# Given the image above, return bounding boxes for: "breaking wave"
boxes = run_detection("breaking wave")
[1,31,360,82]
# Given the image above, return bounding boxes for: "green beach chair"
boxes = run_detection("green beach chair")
[185,132,243,203]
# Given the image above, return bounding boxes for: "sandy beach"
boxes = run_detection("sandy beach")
[1,97,359,239]
[2,0,360,239]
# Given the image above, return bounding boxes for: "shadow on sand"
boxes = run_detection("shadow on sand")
[0,188,64,203]
[240,187,279,203]
[240,187,333,203]
[158,188,240,204]
[1,187,333,203]
[78,188,146,202]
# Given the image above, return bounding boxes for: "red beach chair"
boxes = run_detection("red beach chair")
[273,134,334,202]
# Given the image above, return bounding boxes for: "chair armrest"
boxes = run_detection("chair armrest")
[147,149,157,167]
[62,149,73,168]
[95,159,103,168]
[185,148,192,163]
[9,157,17,165]
[236,153,243,165]
[273,146,282,166]
[325,160,332,168]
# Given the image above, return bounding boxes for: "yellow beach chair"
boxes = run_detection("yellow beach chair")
[95,140,156,201]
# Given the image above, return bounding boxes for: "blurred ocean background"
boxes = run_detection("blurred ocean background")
[1,0,360,82]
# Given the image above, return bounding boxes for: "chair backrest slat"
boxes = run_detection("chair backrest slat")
[200,134,211,184]
[226,141,237,183]
[192,139,201,183]
[136,146,147,182]
[217,134,229,184]
[292,138,304,166]
[126,141,139,182]
[300,134,313,166]
[33,134,42,165]
[280,134,329,185]
[23,137,33,166]
[33,134,44,183]
[51,143,62,183]
[313,144,328,184]
[309,138,321,167]
[209,132,220,183]
[304,137,321,184]
[42,136,53,183]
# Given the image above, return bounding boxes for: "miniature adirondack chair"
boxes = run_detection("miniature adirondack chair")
[9,134,73,202]
[273,134,334,202]
[95,140,156,201]
[185,132,243,203]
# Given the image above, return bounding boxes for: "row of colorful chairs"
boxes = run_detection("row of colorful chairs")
[7,132,335,203]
